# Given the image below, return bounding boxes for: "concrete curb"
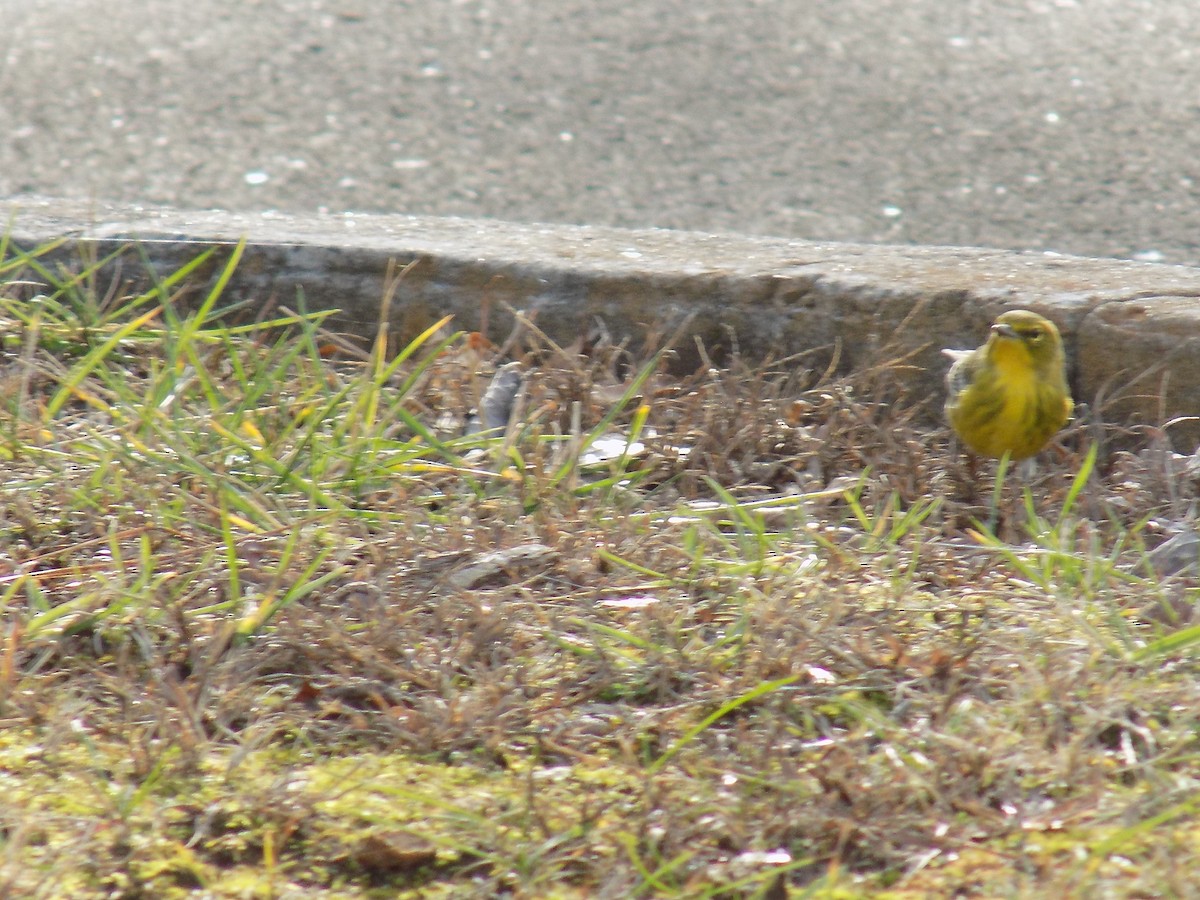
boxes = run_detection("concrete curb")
[5,195,1200,448]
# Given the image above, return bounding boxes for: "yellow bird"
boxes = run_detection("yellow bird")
[943,309,1073,459]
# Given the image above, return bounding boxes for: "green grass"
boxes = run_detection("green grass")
[1,238,1199,898]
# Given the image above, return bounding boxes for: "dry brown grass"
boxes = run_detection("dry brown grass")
[1,242,1199,898]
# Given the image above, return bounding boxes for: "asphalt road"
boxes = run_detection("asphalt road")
[5,0,1200,264]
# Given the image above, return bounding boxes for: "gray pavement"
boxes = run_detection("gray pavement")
[4,0,1200,264]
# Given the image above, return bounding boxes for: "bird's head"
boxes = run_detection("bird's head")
[988,309,1064,371]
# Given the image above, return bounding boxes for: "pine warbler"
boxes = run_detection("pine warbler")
[943,309,1072,459]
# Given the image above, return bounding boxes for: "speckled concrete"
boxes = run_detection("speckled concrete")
[5,0,1200,265]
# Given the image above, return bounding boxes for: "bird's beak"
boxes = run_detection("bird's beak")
[991,323,1019,340]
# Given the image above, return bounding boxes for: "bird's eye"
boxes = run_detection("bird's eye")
[1023,329,1043,342]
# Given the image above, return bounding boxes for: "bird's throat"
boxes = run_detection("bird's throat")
[989,339,1038,390]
